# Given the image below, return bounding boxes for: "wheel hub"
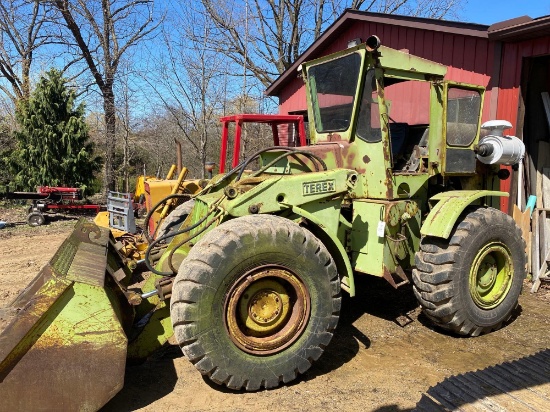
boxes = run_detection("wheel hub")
[225,265,310,356]
[470,243,513,309]
[248,289,283,324]
[477,259,498,289]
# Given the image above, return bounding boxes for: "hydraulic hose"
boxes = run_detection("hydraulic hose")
[143,147,327,276]
[144,194,226,276]
[142,193,192,243]
[166,209,224,273]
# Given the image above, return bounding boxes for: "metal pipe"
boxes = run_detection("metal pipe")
[366,35,381,52]
[165,164,176,180]
[156,167,189,234]
[175,139,182,175]
[141,290,158,299]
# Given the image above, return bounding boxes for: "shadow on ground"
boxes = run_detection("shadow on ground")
[101,345,182,411]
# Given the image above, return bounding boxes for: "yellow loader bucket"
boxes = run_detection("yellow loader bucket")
[0,220,133,411]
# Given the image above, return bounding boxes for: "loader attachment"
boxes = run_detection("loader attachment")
[0,220,133,411]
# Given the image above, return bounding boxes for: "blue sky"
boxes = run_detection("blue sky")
[461,1,550,25]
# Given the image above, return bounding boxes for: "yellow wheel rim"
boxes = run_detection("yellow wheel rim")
[469,242,513,309]
[224,265,310,355]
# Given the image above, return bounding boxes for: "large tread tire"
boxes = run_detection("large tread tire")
[412,207,526,337]
[156,199,195,242]
[170,215,341,391]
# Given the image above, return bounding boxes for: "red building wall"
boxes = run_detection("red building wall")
[279,21,496,125]
[495,36,550,210]
[496,37,550,134]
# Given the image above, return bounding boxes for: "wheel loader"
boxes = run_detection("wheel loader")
[0,36,527,410]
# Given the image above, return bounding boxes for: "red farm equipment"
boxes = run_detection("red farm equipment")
[1,186,100,226]
[219,114,307,173]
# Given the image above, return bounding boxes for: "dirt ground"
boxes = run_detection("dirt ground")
[0,204,549,411]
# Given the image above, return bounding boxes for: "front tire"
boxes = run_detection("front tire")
[413,207,526,336]
[27,212,45,227]
[170,215,341,390]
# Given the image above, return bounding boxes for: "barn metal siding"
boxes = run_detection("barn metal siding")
[496,37,550,210]
[278,76,307,114]
[496,38,550,133]
[279,21,495,125]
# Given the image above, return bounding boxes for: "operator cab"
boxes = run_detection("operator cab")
[303,36,485,194]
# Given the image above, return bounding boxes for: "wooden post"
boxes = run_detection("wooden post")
[532,209,540,292]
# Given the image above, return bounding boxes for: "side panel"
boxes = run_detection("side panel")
[351,201,385,276]
[287,203,356,296]
[351,200,421,277]
[225,170,354,219]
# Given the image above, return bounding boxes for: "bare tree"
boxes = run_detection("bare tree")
[201,0,464,88]
[0,0,52,104]
[145,5,226,178]
[116,61,136,192]
[347,0,461,18]
[50,0,161,192]
[200,0,330,87]
[138,111,186,178]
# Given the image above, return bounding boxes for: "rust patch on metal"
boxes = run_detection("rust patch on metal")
[0,268,68,371]
[363,155,371,164]
[344,152,356,169]
[378,123,394,199]
[382,265,409,289]
[341,144,350,157]
[300,142,349,168]
[67,242,108,287]
[376,79,385,99]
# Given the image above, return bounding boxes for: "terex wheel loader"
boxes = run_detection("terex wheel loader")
[0,36,527,410]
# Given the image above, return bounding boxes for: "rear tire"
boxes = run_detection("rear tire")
[170,215,341,390]
[412,207,526,336]
[156,199,195,242]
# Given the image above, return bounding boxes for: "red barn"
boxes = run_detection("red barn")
[266,10,550,213]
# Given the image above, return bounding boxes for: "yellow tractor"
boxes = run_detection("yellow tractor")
[93,165,204,268]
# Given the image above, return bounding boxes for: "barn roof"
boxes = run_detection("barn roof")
[488,14,550,41]
[265,9,489,97]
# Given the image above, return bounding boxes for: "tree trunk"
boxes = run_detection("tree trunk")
[123,130,129,193]
[103,85,116,193]
[21,59,31,100]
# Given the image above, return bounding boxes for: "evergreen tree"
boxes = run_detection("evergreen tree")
[0,116,16,188]
[10,69,102,193]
